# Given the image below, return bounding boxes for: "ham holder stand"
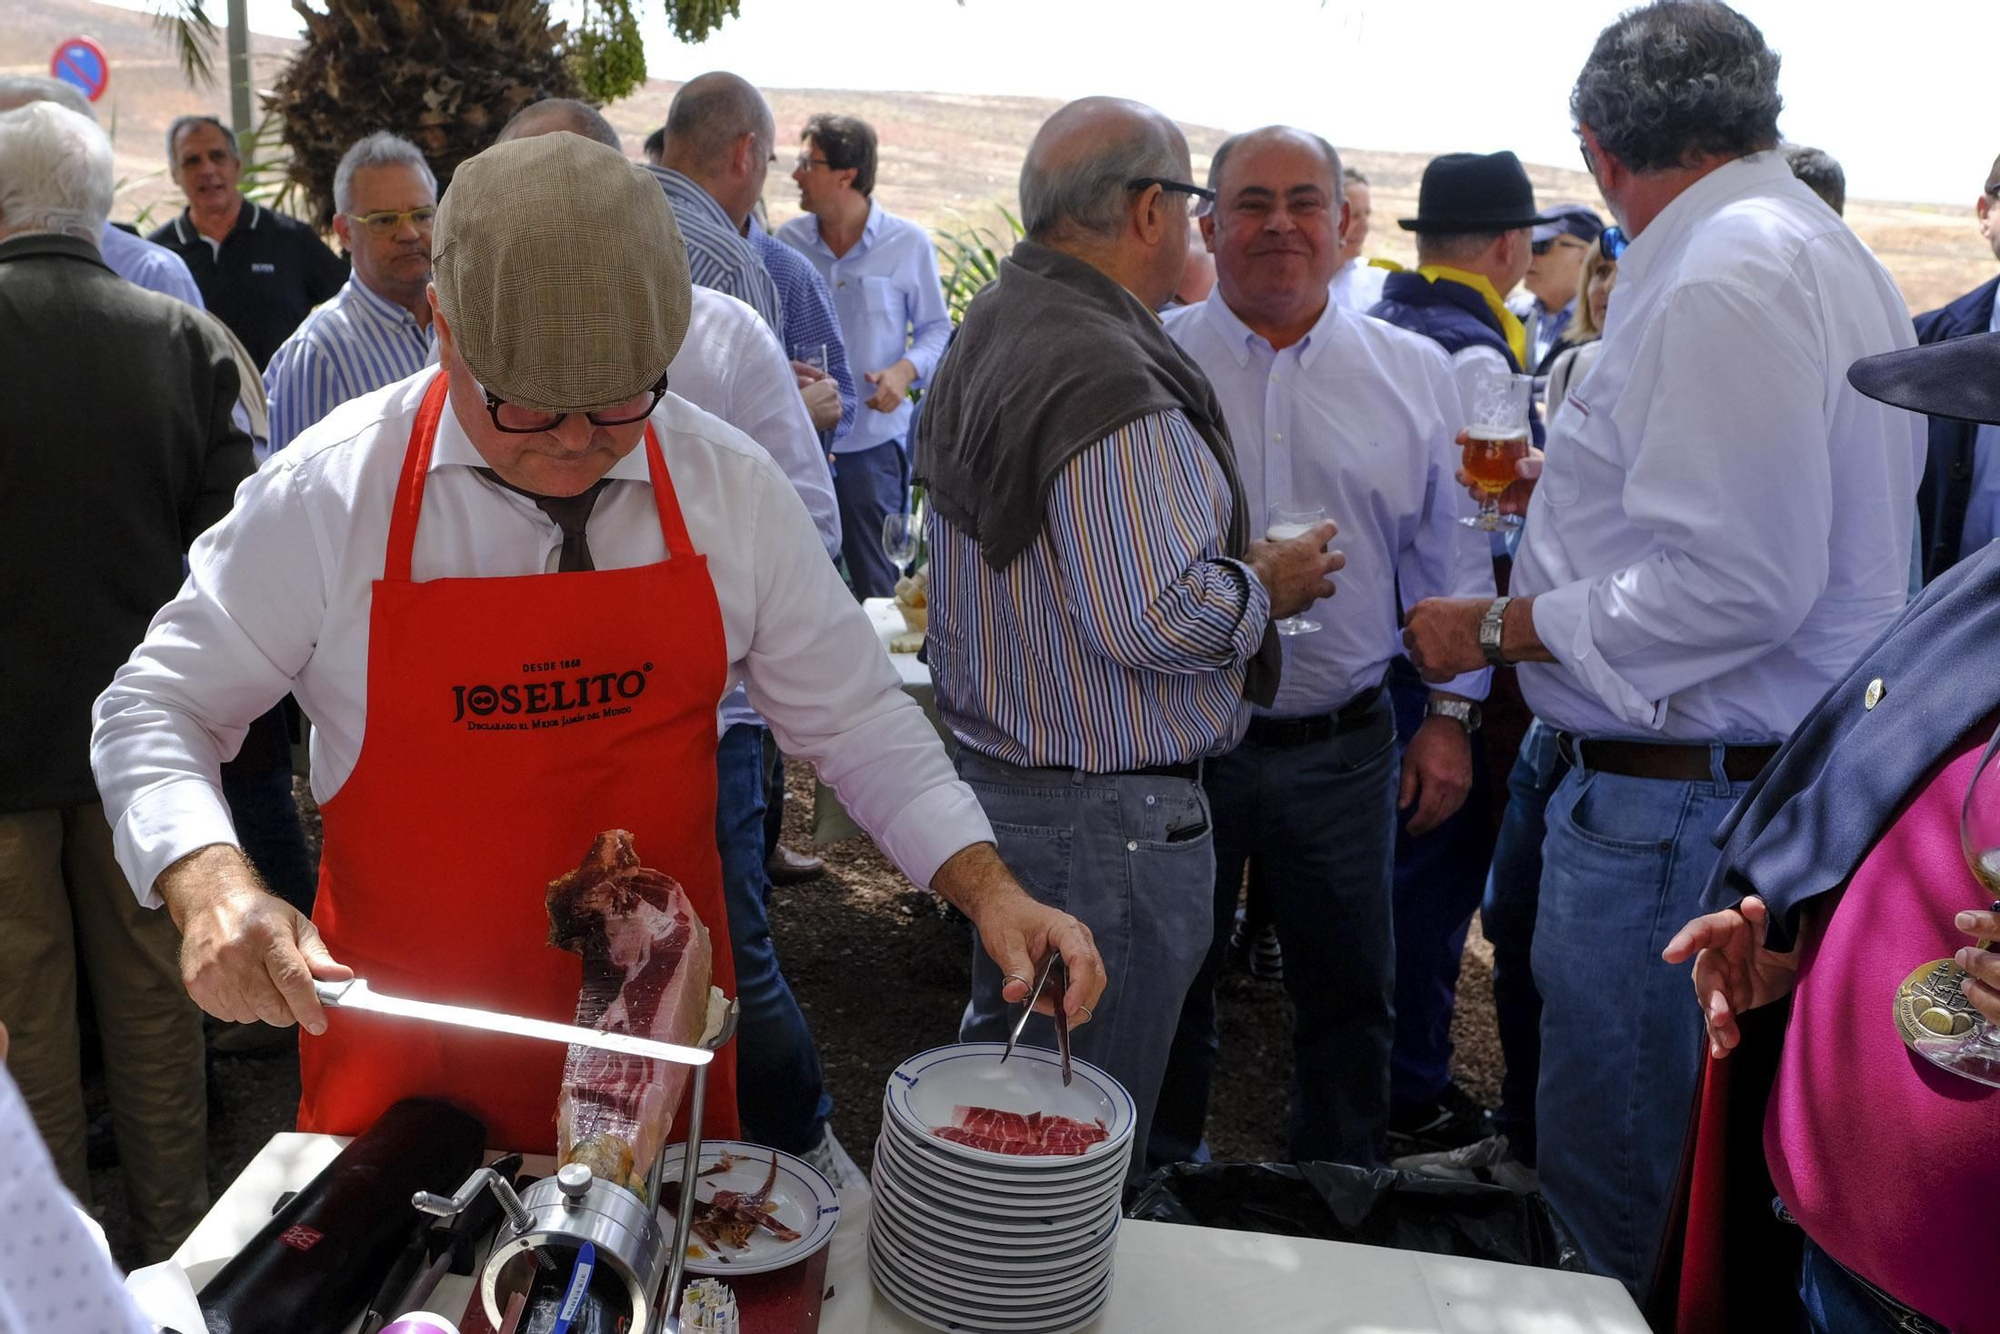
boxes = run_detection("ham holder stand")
[405,990,739,1333]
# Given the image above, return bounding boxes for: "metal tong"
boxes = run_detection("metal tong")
[1002,952,1071,1086]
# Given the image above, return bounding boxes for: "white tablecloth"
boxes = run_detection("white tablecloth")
[174,1133,1647,1334]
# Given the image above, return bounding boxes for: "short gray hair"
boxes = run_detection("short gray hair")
[1417,231,1506,266]
[1205,127,1344,206]
[0,75,92,119]
[167,113,237,163]
[664,72,772,172]
[333,131,437,216]
[1781,142,1844,215]
[1020,118,1185,242]
[498,98,620,151]
[1571,1,1782,173]
[0,101,114,238]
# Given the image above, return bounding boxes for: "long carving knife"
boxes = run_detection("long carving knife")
[312,978,714,1067]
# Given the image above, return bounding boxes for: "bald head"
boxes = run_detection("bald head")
[498,98,621,151]
[1020,97,1189,243]
[1206,125,1341,204]
[664,72,773,175]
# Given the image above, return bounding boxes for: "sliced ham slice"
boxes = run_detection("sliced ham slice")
[931,1105,1110,1156]
[547,829,712,1199]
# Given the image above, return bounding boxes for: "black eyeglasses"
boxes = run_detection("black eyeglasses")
[1127,177,1217,206]
[1601,226,1630,261]
[481,371,671,434]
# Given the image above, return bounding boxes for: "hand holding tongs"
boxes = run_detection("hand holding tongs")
[1002,952,1072,1086]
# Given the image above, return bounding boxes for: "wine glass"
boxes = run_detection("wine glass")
[1894,720,2000,1087]
[1265,502,1325,636]
[1460,370,1533,532]
[882,512,919,582]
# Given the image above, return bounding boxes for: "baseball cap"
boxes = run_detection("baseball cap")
[432,131,691,415]
[1532,203,1606,247]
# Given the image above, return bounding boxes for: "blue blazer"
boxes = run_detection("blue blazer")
[1701,542,2000,948]
[1912,275,2000,583]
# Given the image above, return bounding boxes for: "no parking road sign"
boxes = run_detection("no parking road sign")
[50,36,111,103]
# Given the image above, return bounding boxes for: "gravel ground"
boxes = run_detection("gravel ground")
[84,771,1502,1267]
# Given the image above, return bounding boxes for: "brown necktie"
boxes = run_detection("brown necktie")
[478,471,610,572]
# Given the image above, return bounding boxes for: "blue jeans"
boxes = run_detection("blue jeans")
[1386,669,1496,1118]
[1148,697,1399,1169]
[220,706,315,915]
[716,724,830,1154]
[1481,718,1566,1165]
[833,440,907,599]
[956,750,1217,1194]
[1532,758,1750,1298]
[1799,1234,1948,1334]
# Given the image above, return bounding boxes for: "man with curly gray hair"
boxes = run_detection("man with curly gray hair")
[1401,0,1924,1301]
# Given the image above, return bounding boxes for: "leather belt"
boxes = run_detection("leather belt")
[1243,684,1387,748]
[1555,732,1779,783]
[1119,759,1203,782]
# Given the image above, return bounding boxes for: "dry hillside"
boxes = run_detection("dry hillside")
[5,0,1992,311]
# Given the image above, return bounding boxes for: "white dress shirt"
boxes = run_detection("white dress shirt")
[777,201,951,455]
[1512,152,1924,741]
[1329,258,1389,314]
[91,375,991,905]
[1165,292,1494,714]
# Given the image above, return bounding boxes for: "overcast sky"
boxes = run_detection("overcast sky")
[102,0,1995,206]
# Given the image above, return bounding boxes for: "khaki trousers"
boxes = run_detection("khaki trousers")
[0,805,208,1262]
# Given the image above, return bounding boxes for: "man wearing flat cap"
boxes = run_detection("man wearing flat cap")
[90,131,1105,1152]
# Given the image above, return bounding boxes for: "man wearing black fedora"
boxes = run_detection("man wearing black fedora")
[1367,147,1555,1170]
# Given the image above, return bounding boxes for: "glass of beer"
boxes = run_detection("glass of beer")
[1266,503,1326,636]
[1460,370,1534,532]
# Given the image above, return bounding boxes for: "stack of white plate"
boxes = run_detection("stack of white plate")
[869,1042,1136,1334]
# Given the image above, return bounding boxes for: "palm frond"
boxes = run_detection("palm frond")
[150,0,221,89]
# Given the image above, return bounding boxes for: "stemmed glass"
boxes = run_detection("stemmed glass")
[1460,370,1533,532]
[1894,719,2000,1087]
[882,512,920,583]
[1265,503,1325,636]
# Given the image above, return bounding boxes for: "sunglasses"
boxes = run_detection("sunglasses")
[1601,226,1630,261]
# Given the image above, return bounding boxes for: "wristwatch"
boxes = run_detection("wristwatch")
[1426,698,1482,734]
[1479,596,1513,667]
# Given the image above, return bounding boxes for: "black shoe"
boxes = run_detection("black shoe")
[1385,1082,1495,1157]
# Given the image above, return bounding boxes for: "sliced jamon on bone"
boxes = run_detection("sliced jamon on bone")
[547,829,713,1198]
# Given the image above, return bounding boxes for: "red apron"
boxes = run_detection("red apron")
[299,374,739,1154]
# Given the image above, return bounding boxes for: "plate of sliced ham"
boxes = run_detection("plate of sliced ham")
[657,1140,840,1277]
[882,1042,1135,1172]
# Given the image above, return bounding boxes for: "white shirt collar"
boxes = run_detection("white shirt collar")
[1614,151,1790,287]
[428,384,655,483]
[1198,283,1340,371]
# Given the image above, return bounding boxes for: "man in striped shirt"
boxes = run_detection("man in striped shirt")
[263,133,435,452]
[917,97,1342,1190]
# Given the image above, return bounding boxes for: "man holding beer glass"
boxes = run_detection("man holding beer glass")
[1401,0,1923,1300]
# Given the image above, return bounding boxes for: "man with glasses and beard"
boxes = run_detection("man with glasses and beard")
[264,132,438,452]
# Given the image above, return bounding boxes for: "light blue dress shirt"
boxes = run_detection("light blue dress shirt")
[776,201,950,455]
[262,277,433,452]
[648,167,785,335]
[747,216,856,445]
[98,223,204,308]
[1165,291,1494,715]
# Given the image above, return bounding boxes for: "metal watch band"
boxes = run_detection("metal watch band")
[1426,699,1481,734]
[1479,596,1513,667]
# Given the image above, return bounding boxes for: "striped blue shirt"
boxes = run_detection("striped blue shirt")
[263,277,432,452]
[926,411,1271,771]
[747,216,856,444]
[648,167,784,334]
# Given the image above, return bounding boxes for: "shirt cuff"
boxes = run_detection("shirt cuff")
[1530,581,1669,732]
[112,776,240,909]
[871,779,996,890]
[1218,556,1273,660]
[1436,666,1493,702]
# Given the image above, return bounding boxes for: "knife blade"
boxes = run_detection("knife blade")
[313,978,713,1068]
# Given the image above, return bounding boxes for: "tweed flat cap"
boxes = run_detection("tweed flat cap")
[433,131,691,414]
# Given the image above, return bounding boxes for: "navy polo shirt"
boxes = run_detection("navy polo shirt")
[149,201,349,369]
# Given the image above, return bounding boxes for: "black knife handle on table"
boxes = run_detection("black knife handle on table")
[194,1098,485,1334]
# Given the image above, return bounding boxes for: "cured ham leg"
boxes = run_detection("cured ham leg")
[547,829,713,1198]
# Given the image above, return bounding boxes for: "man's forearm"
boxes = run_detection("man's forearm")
[1500,594,1556,664]
[929,841,1021,919]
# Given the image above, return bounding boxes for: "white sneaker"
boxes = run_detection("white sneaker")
[802,1127,870,1202]
[1392,1132,1539,1194]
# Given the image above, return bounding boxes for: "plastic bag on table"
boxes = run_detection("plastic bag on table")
[1129,1162,1585,1271]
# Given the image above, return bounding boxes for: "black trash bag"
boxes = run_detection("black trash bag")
[1129,1162,1585,1272]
